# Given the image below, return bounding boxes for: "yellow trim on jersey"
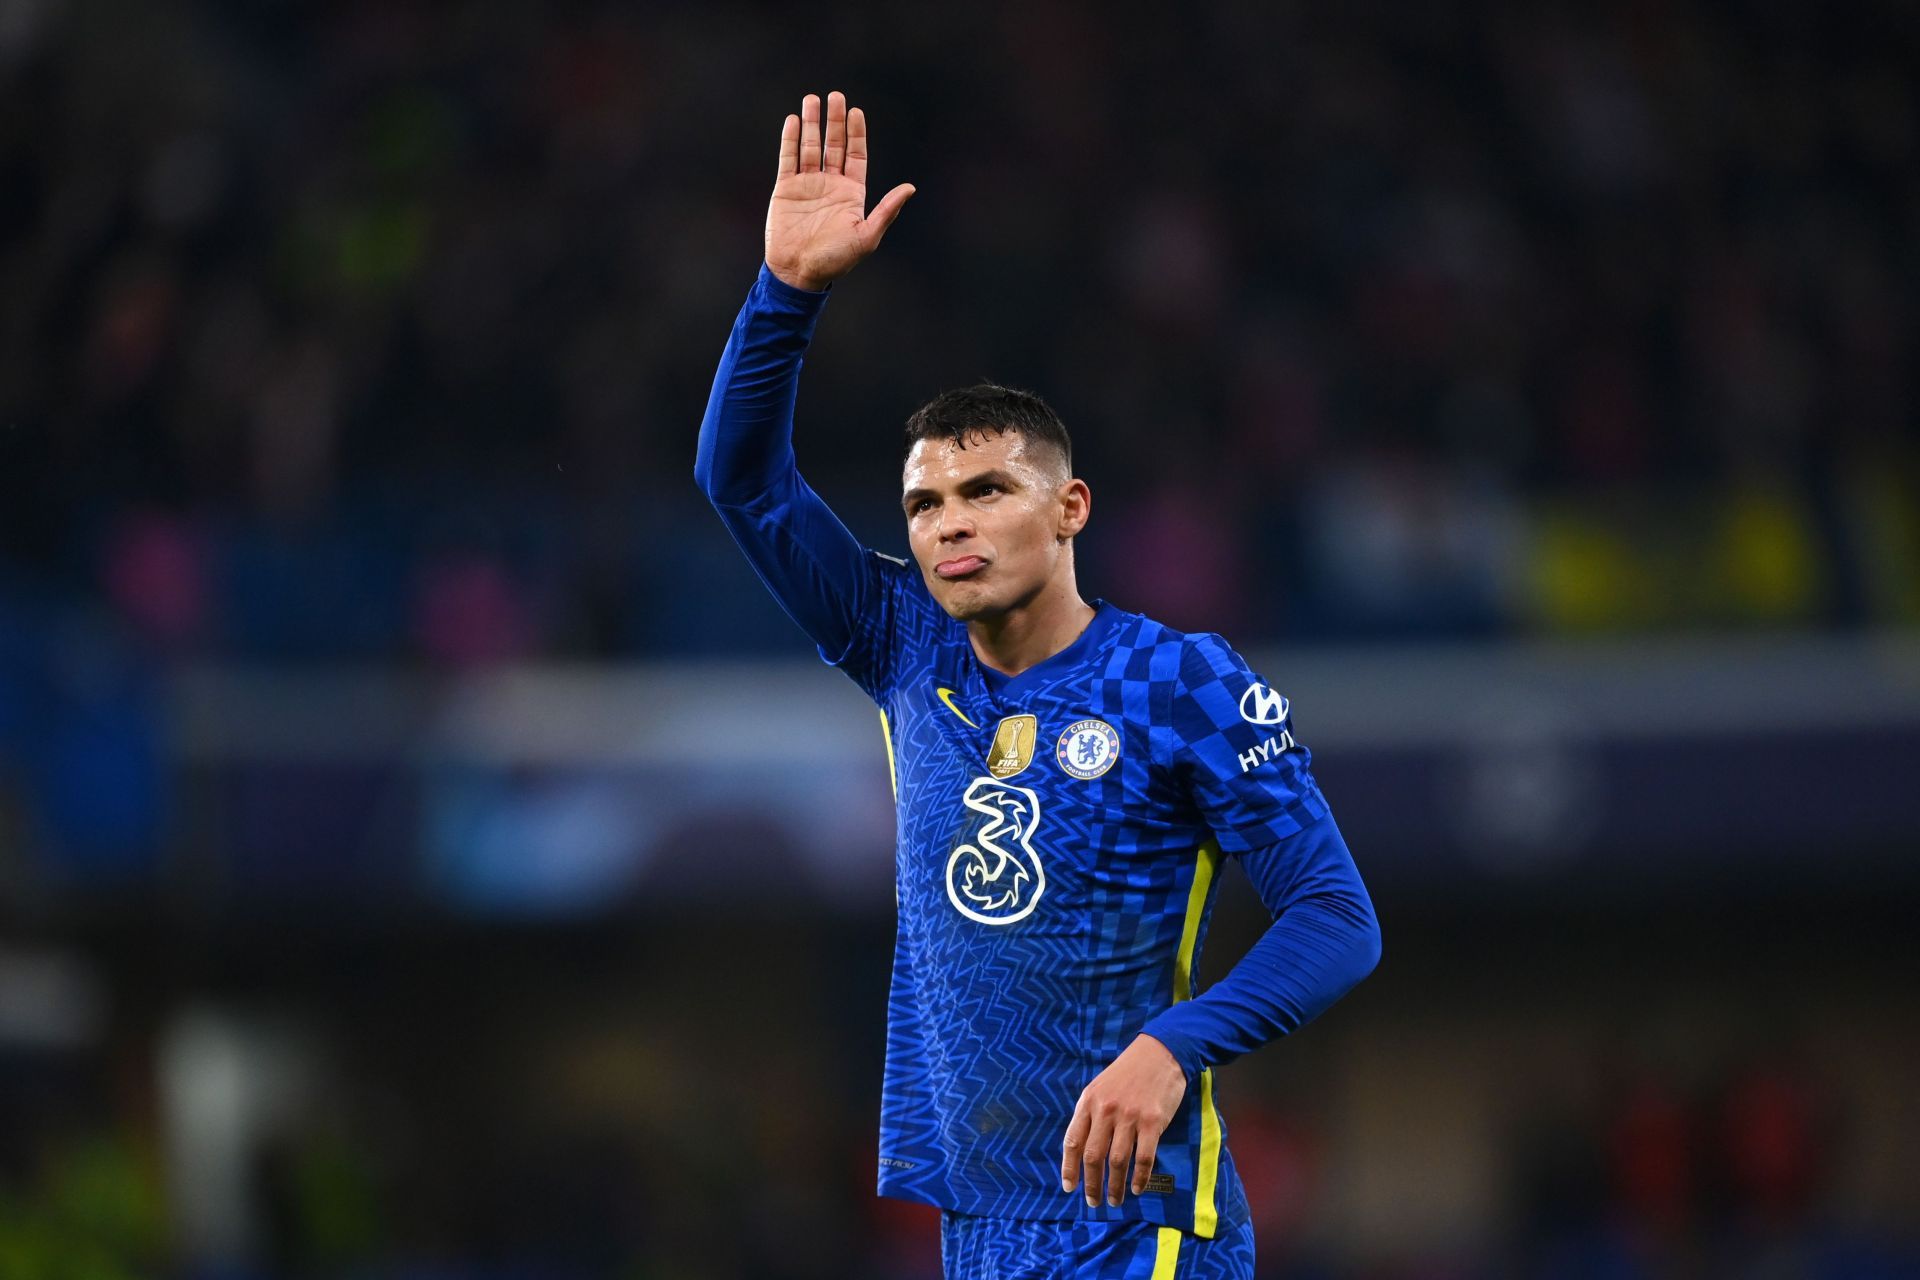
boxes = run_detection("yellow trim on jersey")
[1150,1225,1182,1279]
[1173,838,1221,1002]
[879,708,898,801]
[1195,1066,1221,1236]
[1172,837,1225,1236]
[935,686,978,728]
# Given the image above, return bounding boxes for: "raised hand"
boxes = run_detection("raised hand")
[765,90,916,292]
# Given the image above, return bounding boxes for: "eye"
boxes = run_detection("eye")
[910,498,933,514]
[975,484,999,498]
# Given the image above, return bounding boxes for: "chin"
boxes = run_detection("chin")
[936,582,1000,622]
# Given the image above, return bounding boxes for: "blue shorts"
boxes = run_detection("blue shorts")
[939,1211,1256,1279]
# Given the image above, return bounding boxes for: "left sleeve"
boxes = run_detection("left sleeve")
[1140,814,1380,1081]
[1140,634,1381,1080]
[1161,632,1327,852]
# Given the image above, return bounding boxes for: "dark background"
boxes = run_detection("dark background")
[0,1,1916,1276]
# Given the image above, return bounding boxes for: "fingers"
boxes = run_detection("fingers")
[824,90,847,174]
[1105,1116,1137,1206]
[1131,1126,1161,1197]
[777,113,799,179]
[1065,1090,1166,1209]
[799,93,822,172]
[860,183,917,250]
[1080,1106,1114,1208]
[845,105,868,185]
[1061,1098,1090,1194]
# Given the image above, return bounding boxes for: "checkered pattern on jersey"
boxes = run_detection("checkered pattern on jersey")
[824,553,1329,1238]
[1161,633,1329,854]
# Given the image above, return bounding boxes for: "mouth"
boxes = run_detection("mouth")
[935,555,988,580]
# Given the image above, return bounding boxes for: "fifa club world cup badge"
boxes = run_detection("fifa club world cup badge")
[987,714,1038,779]
[1056,719,1120,780]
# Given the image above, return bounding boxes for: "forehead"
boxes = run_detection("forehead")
[901,429,1043,489]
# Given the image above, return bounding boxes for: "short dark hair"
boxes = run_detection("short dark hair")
[902,382,1073,475]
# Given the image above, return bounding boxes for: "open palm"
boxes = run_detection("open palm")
[765,91,916,292]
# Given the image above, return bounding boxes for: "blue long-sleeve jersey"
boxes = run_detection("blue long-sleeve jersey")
[696,264,1381,1238]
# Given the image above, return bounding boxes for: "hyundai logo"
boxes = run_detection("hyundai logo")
[1238,684,1290,725]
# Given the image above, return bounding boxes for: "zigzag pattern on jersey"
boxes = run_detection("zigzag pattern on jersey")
[825,551,1261,1235]
[873,574,1088,1214]
[875,923,942,1189]
[860,552,955,1207]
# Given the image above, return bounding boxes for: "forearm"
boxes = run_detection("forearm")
[693,265,892,674]
[693,264,831,506]
[1141,816,1381,1081]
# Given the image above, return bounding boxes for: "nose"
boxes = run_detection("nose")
[937,503,974,542]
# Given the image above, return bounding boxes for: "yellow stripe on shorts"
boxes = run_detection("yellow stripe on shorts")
[1150,1225,1182,1279]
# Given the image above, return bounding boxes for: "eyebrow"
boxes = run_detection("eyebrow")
[901,468,1020,512]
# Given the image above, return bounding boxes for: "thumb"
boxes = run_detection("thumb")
[862,182,917,249]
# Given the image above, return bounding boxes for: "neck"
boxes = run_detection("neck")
[968,570,1097,677]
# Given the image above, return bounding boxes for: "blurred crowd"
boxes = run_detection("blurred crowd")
[1,0,1914,666]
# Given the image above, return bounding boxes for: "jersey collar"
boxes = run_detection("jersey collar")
[972,598,1121,707]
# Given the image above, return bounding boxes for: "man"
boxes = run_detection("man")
[695,91,1381,1280]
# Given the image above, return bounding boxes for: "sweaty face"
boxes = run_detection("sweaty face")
[901,429,1087,622]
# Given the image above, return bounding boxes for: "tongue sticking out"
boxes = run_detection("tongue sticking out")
[937,556,986,579]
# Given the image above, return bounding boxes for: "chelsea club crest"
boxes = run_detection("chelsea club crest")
[1056,718,1121,780]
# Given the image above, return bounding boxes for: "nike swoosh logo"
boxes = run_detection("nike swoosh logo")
[936,687,978,728]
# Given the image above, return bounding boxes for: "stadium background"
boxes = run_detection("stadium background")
[2,0,1917,1275]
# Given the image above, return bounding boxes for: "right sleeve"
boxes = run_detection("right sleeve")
[693,264,899,698]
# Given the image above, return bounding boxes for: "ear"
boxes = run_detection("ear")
[1056,477,1091,540]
